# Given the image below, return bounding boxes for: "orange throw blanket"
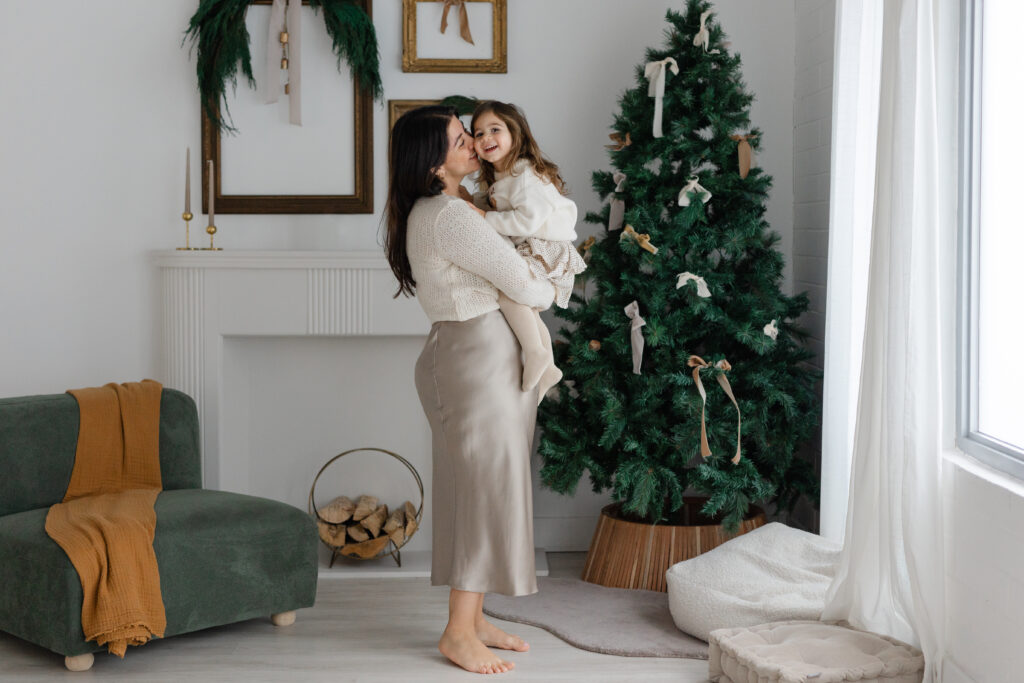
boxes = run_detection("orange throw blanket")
[44,380,166,657]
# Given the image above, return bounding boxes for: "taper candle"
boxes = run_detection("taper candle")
[185,147,191,213]
[207,159,215,225]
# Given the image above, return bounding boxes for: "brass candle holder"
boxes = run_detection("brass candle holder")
[202,223,222,251]
[177,212,197,251]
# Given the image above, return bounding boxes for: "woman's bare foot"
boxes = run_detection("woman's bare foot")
[476,617,530,652]
[439,629,515,674]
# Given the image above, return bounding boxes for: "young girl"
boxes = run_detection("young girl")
[470,100,586,403]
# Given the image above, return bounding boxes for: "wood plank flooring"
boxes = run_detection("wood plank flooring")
[0,553,709,682]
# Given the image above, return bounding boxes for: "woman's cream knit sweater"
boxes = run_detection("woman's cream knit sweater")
[406,193,555,322]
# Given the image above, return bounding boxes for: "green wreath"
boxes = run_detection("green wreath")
[185,0,383,134]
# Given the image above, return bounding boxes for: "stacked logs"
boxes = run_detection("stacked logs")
[316,495,419,559]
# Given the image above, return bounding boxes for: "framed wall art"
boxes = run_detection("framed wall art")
[198,0,376,215]
[402,0,507,73]
[388,100,442,130]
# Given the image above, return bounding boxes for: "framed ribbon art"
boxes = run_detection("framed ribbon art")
[402,0,507,73]
[186,0,382,214]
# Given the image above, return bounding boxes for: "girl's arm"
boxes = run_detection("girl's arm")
[484,175,555,239]
[434,200,554,310]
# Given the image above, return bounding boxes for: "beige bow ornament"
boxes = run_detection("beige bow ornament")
[440,0,474,44]
[692,10,721,54]
[687,355,742,464]
[620,225,658,255]
[608,171,627,231]
[730,134,758,179]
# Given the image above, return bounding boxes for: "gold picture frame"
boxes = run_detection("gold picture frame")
[388,100,442,130]
[200,0,375,215]
[402,0,507,73]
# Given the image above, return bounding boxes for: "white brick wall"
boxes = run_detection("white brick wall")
[792,0,834,371]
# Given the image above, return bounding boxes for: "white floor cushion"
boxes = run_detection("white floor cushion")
[666,522,840,641]
[709,620,924,683]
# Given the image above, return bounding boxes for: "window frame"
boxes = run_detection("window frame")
[957,0,1024,480]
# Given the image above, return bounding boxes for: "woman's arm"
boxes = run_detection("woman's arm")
[434,200,555,310]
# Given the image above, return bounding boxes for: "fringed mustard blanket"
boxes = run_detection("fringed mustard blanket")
[44,379,166,657]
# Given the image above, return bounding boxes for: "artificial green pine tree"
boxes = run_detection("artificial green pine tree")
[538,0,820,532]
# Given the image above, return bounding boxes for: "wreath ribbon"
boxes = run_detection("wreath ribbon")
[687,355,742,464]
[265,0,302,125]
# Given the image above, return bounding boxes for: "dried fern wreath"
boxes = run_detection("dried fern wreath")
[184,0,382,133]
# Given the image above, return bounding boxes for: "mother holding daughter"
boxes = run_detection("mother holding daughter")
[384,102,583,675]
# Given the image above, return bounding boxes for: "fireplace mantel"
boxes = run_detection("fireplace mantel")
[153,250,430,489]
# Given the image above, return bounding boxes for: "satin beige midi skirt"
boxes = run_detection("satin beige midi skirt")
[414,310,539,597]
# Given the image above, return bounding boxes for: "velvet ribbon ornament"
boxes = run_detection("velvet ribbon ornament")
[687,356,742,464]
[441,0,474,44]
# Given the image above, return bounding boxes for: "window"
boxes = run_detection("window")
[958,0,1024,479]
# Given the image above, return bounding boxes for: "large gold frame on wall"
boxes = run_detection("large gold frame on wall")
[402,0,507,73]
[200,0,375,215]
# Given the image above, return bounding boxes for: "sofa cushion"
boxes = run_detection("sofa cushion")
[0,489,317,656]
[708,620,924,683]
[0,389,202,517]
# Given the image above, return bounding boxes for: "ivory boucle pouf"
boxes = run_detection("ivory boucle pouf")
[708,620,925,683]
[666,522,841,641]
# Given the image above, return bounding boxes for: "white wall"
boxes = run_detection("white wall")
[0,1,794,549]
[944,461,1024,682]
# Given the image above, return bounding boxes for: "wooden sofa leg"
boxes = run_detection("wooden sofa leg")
[64,653,94,672]
[271,610,296,627]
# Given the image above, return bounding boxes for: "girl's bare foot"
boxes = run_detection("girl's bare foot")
[439,629,515,674]
[475,617,530,652]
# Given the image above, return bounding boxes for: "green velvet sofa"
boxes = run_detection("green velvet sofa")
[0,389,318,671]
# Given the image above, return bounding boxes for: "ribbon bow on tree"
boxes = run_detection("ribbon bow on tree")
[441,0,474,44]
[676,272,712,297]
[644,57,679,138]
[608,171,627,231]
[605,132,632,150]
[687,356,742,464]
[620,224,659,254]
[692,9,721,54]
[624,301,647,375]
[678,175,712,207]
[730,133,758,179]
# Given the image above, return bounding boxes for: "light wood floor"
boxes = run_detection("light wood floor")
[0,553,709,682]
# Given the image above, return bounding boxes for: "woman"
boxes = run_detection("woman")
[384,106,555,675]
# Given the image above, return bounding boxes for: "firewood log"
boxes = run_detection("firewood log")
[361,504,389,537]
[342,535,390,559]
[404,501,418,538]
[384,508,406,546]
[352,495,378,522]
[319,496,354,524]
[347,523,369,542]
[317,519,347,547]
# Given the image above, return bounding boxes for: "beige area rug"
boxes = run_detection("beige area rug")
[483,577,708,659]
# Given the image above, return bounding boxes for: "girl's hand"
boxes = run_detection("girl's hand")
[488,195,497,209]
[457,185,473,202]
[465,200,486,217]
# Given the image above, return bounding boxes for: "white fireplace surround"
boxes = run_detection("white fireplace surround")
[153,250,431,491]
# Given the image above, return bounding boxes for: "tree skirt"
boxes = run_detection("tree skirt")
[482,577,708,659]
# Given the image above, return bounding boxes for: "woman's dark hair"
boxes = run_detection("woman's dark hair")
[385,105,458,298]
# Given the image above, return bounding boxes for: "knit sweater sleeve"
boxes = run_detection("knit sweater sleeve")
[434,200,555,309]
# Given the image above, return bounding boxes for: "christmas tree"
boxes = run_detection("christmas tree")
[539,0,820,532]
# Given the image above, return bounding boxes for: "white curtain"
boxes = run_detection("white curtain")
[820,0,958,681]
